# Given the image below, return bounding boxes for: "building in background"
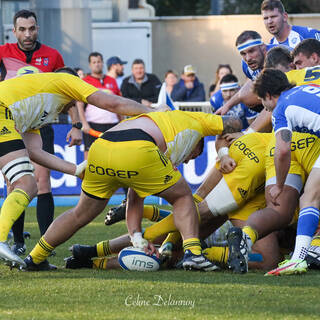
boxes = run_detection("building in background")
[0,0,155,72]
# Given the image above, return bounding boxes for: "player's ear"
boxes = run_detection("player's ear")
[310,52,320,64]
[283,12,288,22]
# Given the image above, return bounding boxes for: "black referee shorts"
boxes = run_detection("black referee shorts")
[40,124,55,154]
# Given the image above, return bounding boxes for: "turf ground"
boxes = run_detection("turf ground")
[0,206,320,320]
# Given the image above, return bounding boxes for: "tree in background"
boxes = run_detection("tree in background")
[147,0,210,16]
[221,0,311,14]
[147,0,316,16]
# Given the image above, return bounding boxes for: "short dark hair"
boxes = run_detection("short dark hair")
[132,58,145,66]
[220,74,238,84]
[253,68,295,99]
[261,0,285,14]
[235,30,262,47]
[165,70,177,78]
[13,10,37,26]
[88,52,103,63]
[54,67,79,77]
[292,39,320,59]
[265,46,292,69]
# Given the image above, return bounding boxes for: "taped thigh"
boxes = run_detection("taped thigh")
[2,157,34,184]
[205,177,239,217]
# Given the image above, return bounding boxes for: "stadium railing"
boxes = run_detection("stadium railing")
[152,101,213,113]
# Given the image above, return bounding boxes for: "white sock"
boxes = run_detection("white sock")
[291,235,312,260]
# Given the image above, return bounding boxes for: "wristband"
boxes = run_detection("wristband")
[131,232,148,249]
[243,127,255,135]
[74,160,87,177]
[217,147,229,160]
[72,122,82,130]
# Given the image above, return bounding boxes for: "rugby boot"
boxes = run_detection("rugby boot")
[265,259,307,276]
[159,242,173,264]
[227,227,249,274]
[65,256,93,269]
[105,199,126,226]
[11,242,26,256]
[0,241,26,268]
[23,231,31,239]
[23,255,57,271]
[305,246,320,269]
[69,244,97,260]
[182,249,219,271]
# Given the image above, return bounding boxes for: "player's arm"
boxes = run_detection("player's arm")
[269,129,292,205]
[238,79,260,106]
[22,131,85,177]
[126,189,157,256]
[247,109,273,132]
[87,90,157,116]
[76,101,91,134]
[215,79,256,115]
[66,104,83,146]
[215,135,236,173]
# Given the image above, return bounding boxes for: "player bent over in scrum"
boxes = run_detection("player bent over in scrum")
[227,131,318,275]
[66,132,285,272]
[0,69,165,268]
[24,111,242,271]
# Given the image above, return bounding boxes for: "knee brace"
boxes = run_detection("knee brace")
[2,157,34,184]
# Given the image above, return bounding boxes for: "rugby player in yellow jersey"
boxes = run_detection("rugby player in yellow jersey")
[65,132,271,271]
[66,131,306,272]
[24,110,242,271]
[0,68,166,268]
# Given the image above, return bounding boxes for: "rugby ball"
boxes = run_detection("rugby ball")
[118,247,161,271]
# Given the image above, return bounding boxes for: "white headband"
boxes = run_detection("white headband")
[237,38,264,52]
[220,82,239,91]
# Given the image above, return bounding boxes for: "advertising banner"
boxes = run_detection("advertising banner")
[0,125,217,200]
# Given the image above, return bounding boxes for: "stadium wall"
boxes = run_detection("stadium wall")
[136,14,320,91]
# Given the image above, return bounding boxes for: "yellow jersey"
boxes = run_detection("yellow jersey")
[0,73,98,133]
[131,111,223,166]
[286,65,320,86]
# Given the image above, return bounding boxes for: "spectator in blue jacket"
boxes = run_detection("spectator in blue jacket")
[171,65,206,102]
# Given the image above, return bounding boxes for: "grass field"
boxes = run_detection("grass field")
[0,206,320,320]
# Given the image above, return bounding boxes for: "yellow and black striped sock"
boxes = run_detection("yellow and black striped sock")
[193,194,203,223]
[96,240,112,257]
[162,231,181,247]
[0,188,30,242]
[311,235,320,247]
[144,213,176,241]
[193,194,203,204]
[242,226,258,245]
[203,246,229,265]
[183,238,202,255]
[93,257,109,270]
[29,236,55,264]
[143,205,160,222]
